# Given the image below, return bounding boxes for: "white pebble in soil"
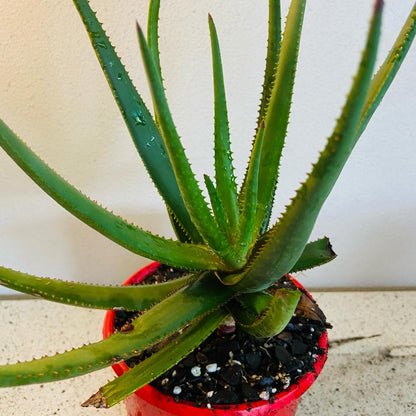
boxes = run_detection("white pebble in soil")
[259,391,270,400]
[206,363,218,373]
[191,366,201,377]
[173,386,182,395]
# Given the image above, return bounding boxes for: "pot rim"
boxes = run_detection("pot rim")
[103,262,328,413]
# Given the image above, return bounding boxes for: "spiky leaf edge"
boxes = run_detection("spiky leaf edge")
[229,0,383,292]
[208,14,239,241]
[237,122,265,258]
[0,272,234,387]
[83,309,227,408]
[229,288,301,338]
[73,0,201,243]
[204,174,228,234]
[136,22,243,269]
[239,0,306,248]
[357,2,416,138]
[289,236,336,273]
[0,120,226,271]
[0,266,195,311]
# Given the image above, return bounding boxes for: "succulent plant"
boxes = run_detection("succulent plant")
[0,0,415,409]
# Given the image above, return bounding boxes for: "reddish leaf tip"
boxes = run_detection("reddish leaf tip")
[135,20,143,34]
[374,0,384,12]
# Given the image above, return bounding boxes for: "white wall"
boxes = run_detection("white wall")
[0,0,415,295]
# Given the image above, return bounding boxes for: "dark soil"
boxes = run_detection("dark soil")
[114,264,329,407]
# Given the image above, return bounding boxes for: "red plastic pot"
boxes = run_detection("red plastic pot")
[103,262,328,416]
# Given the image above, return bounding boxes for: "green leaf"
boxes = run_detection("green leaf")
[147,0,162,79]
[147,0,193,243]
[204,174,228,234]
[0,271,234,387]
[230,288,300,338]
[242,0,306,243]
[228,0,383,292]
[72,0,201,243]
[167,208,193,244]
[231,291,273,318]
[248,235,337,273]
[357,2,416,139]
[240,0,281,198]
[257,0,281,131]
[237,122,265,258]
[289,237,337,273]
[136,23,242,269]
[254,0,282,234]
[208,15,239,238]
[0,120,226,271]
[0,266,194,311]
[83,309,227,408]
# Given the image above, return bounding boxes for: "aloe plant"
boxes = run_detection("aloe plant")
[0,0,415,409]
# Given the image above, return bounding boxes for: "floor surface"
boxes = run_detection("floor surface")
[0,291,414,415]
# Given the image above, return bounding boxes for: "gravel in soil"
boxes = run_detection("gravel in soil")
[113,264,328,407]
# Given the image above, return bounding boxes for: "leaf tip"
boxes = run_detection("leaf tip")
[136,20,143,35]
[324,236,337,259]
[374,0,384,13]
[81,389,108,408]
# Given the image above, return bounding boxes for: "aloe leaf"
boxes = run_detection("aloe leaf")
[147,0,162,79]
[253,0,282,233]
[167,208,193,244]
[208,15,239,237]
[251,235,336,273]
[257,0,281,131]
[204,174,228,234]
[228,0,383,292]
[242,0,306,242]
[136,24,242,269]
[0,271,234,387]
[83,309,227,408]
[147,0,165,133]
[0,120,226,271]
[230,288,300,338]
[72,0,201,243]
[289,237,336,273]
[147,0,194,244]
[0,266,194,311]
[357,2,416,139]
[239,0,281,232]
[230,291,273,319]
[237,122,265,258]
